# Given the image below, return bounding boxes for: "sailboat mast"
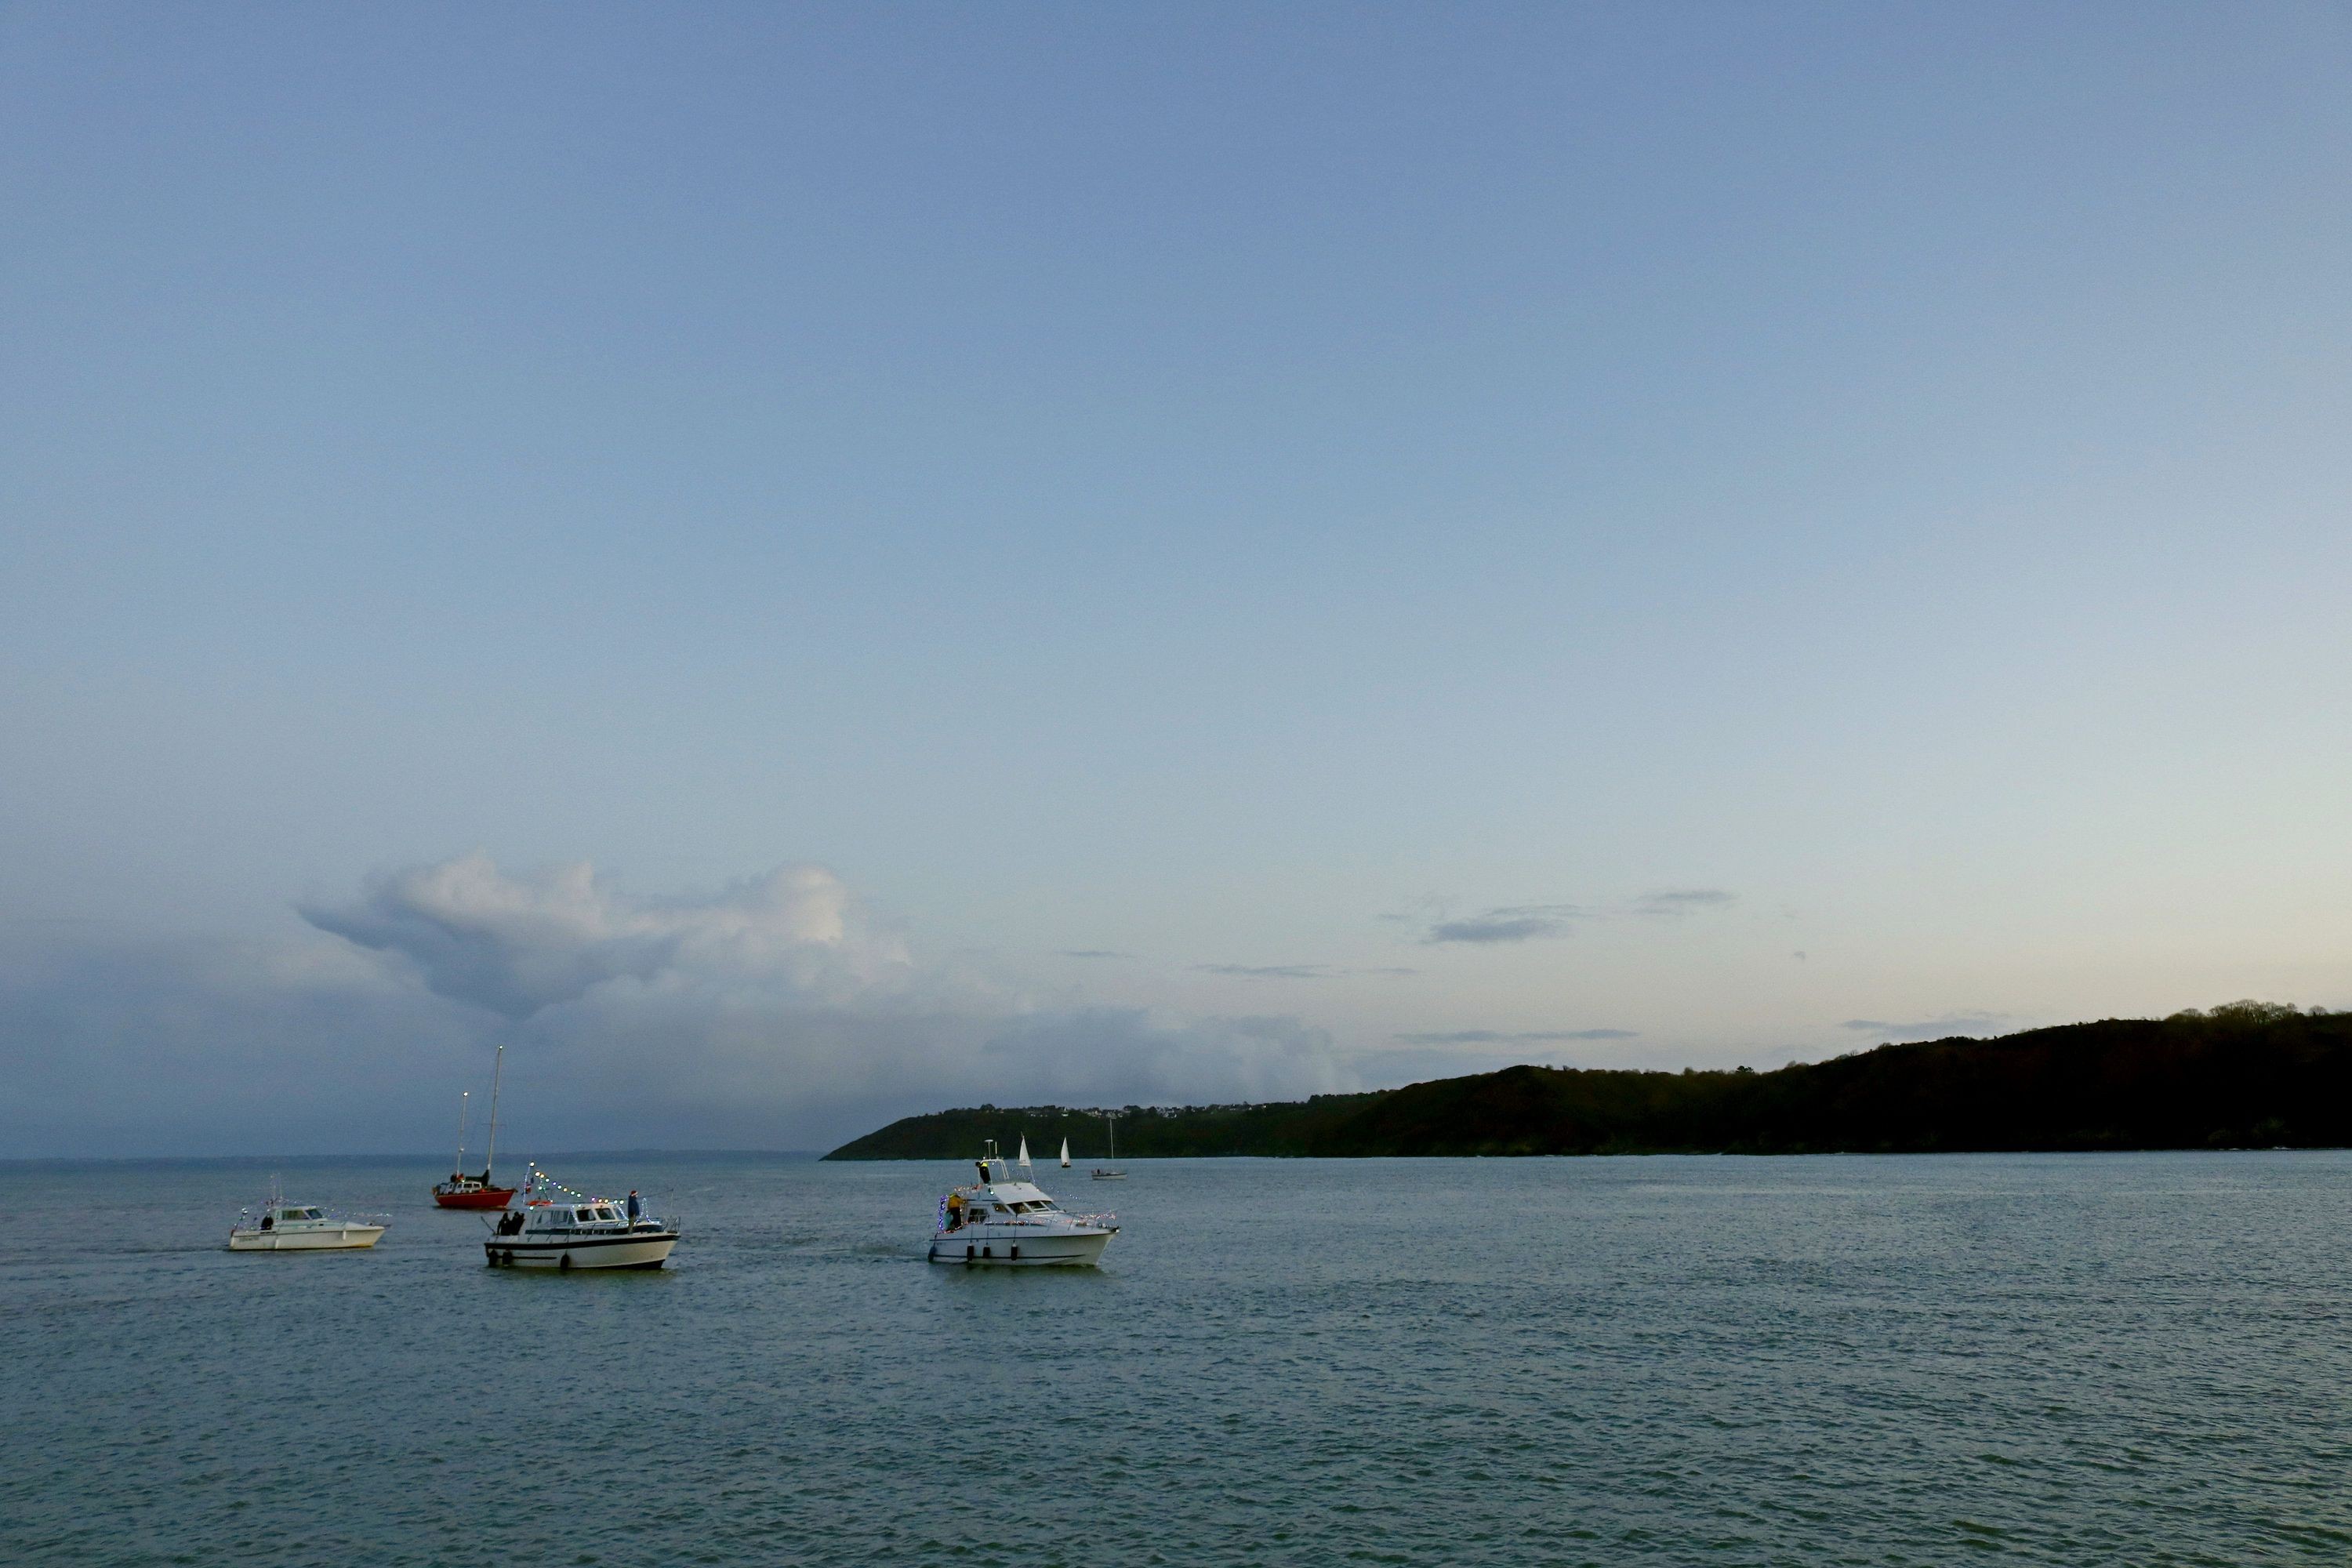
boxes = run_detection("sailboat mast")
[484,1044,504,1178]
[454,1090,470,1171]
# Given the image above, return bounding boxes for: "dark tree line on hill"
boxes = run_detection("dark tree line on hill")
[824,1002,2352,1159]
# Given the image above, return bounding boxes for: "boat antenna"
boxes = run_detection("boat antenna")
[483,1043,504,1181]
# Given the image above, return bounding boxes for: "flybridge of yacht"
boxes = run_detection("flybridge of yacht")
[928,1139,1118,1267]
[934,1178,1116,1229]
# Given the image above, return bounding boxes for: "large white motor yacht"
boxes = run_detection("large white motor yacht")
[484,1169,680,1270]
[929,1140,1116,1267]
[228,1196,387,1252]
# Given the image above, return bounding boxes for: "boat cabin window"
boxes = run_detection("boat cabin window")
[593,1207,616,1221]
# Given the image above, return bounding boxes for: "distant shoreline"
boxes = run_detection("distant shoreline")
[828,1005,2352,1161]
[0,1149,826,1169]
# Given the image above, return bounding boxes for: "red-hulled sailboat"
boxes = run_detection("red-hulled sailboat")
[434,1044,517,1210]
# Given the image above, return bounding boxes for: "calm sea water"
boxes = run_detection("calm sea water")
[2,1151,2348,1566]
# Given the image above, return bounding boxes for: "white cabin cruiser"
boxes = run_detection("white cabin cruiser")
[484,1169,679,1270]
[929,1140,1116,1268]
[228,1194,387,1252]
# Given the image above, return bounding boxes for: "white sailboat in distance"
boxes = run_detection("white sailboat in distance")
[1059,1138,1071,1169]
[1092,1111,1127,1181]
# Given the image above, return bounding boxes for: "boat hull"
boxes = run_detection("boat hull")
[434,1185,517,1210]
[484,1232,680,1270]
[227,1225,386,1251]
[927,1229,1112,1267]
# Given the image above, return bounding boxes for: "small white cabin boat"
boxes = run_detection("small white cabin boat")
[929,1141,1116,1267]
[228,1197,387,1252]
[485,1171,679,1270]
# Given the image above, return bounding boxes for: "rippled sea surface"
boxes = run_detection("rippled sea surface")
[4,1152,2350,1566]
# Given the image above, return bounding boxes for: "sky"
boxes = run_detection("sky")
[3,2,2348,1156]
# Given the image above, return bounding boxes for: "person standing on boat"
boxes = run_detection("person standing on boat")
[626,1189,641,1223]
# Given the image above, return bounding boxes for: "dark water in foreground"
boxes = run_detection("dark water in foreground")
[3,1152,2349,1566]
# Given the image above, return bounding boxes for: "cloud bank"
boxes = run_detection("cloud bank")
[1425,906,1587,944]
[1421,890,1737,944]
[2,855,1349,1156]
[1392,1028,1637,1044]
[1840,1012,2009,1040]
[1192,963,1417,980]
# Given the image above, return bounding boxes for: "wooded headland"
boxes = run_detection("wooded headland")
[824,1003,2352,1160]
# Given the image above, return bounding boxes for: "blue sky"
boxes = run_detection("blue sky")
[3,4,2347,1154]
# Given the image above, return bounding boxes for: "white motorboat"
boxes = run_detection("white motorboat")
[228,1190,387,1252]
[929,1139,1116,1267]
[484,1168,680,1270]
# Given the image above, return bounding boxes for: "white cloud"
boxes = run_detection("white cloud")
[1,855,1350,1155]
[300,854,895,1019]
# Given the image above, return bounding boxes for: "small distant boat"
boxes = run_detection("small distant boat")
[483,1168,680,1270]
[1058,1137,1071,1169]
[434,1044,517,1210]
[929,1140,1116,1267]
[1092,1110,1127,1181]
[229,1185,387,1251]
